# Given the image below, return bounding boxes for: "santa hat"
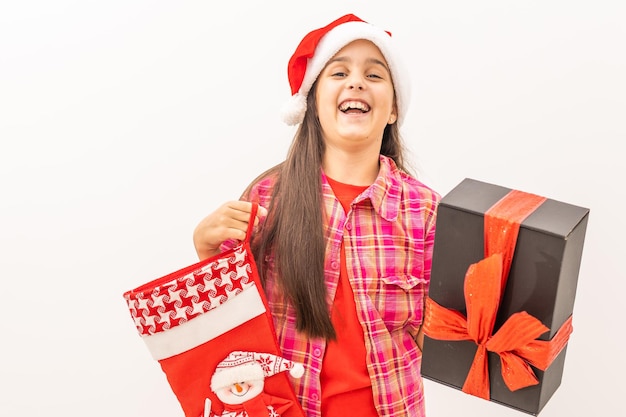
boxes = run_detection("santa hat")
[210,350,305,391]
[280,13,410,127]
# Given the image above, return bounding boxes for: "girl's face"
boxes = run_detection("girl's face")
[315,39,397,152]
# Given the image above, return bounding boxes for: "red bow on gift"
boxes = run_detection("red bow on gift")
[423,190,574,400]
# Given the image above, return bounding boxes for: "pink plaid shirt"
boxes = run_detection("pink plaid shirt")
[232,155,440,417]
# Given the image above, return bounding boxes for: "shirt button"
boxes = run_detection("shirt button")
[311,392,319,401]
[331,261,339,270]
[313,348,322,357]
[345,222,352,231]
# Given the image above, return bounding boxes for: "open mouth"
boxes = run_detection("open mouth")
[339,100,370,113]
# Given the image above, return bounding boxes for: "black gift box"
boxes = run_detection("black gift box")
[421,178,589,415]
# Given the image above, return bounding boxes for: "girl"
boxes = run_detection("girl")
[193,14,440,417]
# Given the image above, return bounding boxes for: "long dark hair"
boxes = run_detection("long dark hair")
[247,84,408,339]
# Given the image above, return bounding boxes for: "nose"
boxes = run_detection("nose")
[347,74,364,90]
[234,383,242,393]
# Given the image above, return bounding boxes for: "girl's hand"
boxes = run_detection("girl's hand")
[193,201,267,260]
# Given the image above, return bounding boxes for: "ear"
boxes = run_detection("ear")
[387,101,398,125]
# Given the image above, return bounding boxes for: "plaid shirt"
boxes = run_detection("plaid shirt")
[234,155,440,417]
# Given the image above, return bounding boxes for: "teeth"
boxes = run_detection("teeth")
[339,101,369,112]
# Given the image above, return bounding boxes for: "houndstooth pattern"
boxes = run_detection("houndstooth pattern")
[125,245,255,336]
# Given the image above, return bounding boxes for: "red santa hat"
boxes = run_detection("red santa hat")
[210,350,305,391]
[280,13,410,127]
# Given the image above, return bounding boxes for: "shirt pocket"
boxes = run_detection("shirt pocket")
[371,274,428,333]
[381,274,424,291]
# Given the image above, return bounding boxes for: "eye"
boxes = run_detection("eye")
[331,71,347,77]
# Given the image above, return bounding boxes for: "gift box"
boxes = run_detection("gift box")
[421,178,589,415]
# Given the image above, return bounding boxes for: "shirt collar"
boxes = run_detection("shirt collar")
[360,155,401,221]
[322,155,402,222]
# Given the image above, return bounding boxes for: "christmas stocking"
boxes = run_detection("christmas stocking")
[123,204,305,417]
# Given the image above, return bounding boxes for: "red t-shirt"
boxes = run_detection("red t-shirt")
[320,177,378,416]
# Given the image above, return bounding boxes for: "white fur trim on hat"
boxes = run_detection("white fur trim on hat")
[282,20,410,127]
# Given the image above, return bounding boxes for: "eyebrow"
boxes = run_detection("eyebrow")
[327,56,390,72]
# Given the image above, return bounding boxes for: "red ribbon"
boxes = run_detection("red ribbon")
[423,190,574,400]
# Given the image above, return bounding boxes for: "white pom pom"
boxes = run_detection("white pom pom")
[280,93,307,126]
[289,362,305,379]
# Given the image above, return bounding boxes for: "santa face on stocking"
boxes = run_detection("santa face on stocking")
[204,351,304,417]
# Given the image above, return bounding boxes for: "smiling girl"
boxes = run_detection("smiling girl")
[193,14,440,417]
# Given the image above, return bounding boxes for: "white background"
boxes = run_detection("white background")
[1,1,624,416]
